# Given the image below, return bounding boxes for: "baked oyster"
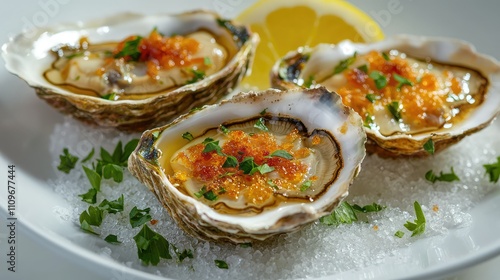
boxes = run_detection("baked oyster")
[2,11,258,132]
[128,87,366,243]
[271,35,500,157]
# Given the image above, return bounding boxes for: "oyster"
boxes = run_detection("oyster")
[128,87,366,243]
[2,11,258,132]
[271,35,500,157]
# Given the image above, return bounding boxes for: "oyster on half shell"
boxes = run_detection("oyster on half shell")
[128,87,366,243]
[271,35,500,157]
[2,11,258,132]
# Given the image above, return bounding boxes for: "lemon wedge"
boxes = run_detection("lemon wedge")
[236,0,384,89]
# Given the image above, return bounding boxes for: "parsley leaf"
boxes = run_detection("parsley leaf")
[81,148,95,163]
[259,108,268,115]
[404,201,426,237]
[104,234,122,244]
[484,157,500,183]
[78,188,97,204]
[79,205,104,234]
[83,165,101,192]
[382,52,391,61]
[387,101,402,121]
[239,157,258,175]
[300,180,312,192]
[394,230,405,238]
[267,179,279,190]
[357,64,369,74]
[393,74,413,90]
[369,71,387,89]
[365,94,378,103]
[222,155,238,168]
[255,164,274,175]
[363,113,375,129]
[319,201,358,226]
[204,56,212,66]
[99,194,124,214]
[220,125,230,134]
[102,163,124,183]
[57,148,79,173]
[172,245,194,263]
[133,224,172,266]
[194,186,218,201]
[202,138,222,154]
[187,69,206,84]
[303,75,314,88]
[333,52,357,74]
[114,36,143,61]
[423,139,435,155]
[425,167,460,183]
[182,132,194,141]
[215,260,229,269]
[129,206,152,228]
[267,150,293,160]
[254,117,269,131]
[102,92,117,101]
[352,202,385,213]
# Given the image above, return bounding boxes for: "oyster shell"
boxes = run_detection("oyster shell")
[128,87,366,243]
[271,35,500,157]
[2,11,258,132]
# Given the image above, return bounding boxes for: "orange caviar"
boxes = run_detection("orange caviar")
[111,29,203,78]
[172,129,311,205]
[337,51,463,130]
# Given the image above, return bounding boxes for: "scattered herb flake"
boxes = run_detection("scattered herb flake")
[83,165,101,192]
[129,206,152,228]
[114,36,143,60]
[173,245,194,263]
[78,188,97,204]
[319,201,358,226]
[393,73,414,90]
[102,163,124,183]
[204,56,212,66]
[357,64,369,74]
[267,179,279,190]
[333,52,357,74]
[194,186,207,198]
[187,69,206,84]
[387,101,402,121]
[104,234,122,244]
[267,150,293,160]
[215,260,229,269]
[365,94,378,103]
[65,52,84,59]
[382,52,391,61]
[259,108,268,115]
[80,220,99,235]
[222,155,238,168]
[425,167,460,183]
[57,148,79,173]
[254,117,269,131]
[484,157,500,183]
[99,194,124,214]
[81,148,95,163]
[239,157,258,175]
[404,201,426,237]
[303,75,314,88]
[218,187,227,194]
[79,206,104,228]
[202,139,222,154]
[369,71,387,89]
[394,230,405,238]
[300,180,312,192]
[133,224,172,266]
[219,172,235,178]
[256,164,274,175]
[102,92,117,100]
[363,114,375,129]
[220,125,230,134]
[352,202,386,213]
[203,190,218,201]
[423,139,435,155]
[182,132,194,141]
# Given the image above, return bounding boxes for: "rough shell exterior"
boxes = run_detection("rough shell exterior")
[128,87,366,243]
[271,35,500,157]
[2,11,259,132]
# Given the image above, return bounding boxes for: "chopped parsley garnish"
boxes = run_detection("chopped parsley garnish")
[239,157,274,175]
[404,201,426,237]
[220,125,230,134]
[319,201,358,226]
[222,155,238,168]
[129,206,152,228]
[394,230,405,238]
[423,139,435,155]
[99,194,124,214]
[365,94,378,103]
[187,69,206,84]
[259,108,268,115]
[65,52,85,59]
[219,172,235,178]
[215,260,229,269]
[369,71,387,89]
[484,157,500,183]
[114,36,143,61]
[57,148,79,173]
[300,180,312,192]
[79,205,104,235]
[333,52,357,74]
[102,163,124,183]
[254,117,269,131]
[95,139,138,183]
[133,224,172,266]
[303,75,315,88]
[182,132,194,141]
[267,179,279,190]
[104,234,122,244]
[387,101,402,121]
[204,56,212,66]
[218,187,227,194]
[382,52,391,61]
[357,64,369,74]
[102,92,117,101]
[78,188,97,204]
[393,74,413,90]
[363,113,375,129]
[425,167,460,183]
[194,186,218,201]
[202,138,222,154]
[266,150,293,160]
[81,148,95,163]
[240,243,252,248]
[83,165,101,192]
[172,245,194,263]
[352,202,385,213]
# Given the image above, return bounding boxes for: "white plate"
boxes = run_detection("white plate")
[1,1,500,279]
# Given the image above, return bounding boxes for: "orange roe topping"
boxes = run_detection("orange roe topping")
[112,29,203,78]
[173,128,312,205]
[336,50,464,130]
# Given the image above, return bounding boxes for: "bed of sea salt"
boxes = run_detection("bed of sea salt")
[49,117,500,280]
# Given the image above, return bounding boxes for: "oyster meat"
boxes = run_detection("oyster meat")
[2,11,258,132]
[271,35,500,157]
[128,87,366,243]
